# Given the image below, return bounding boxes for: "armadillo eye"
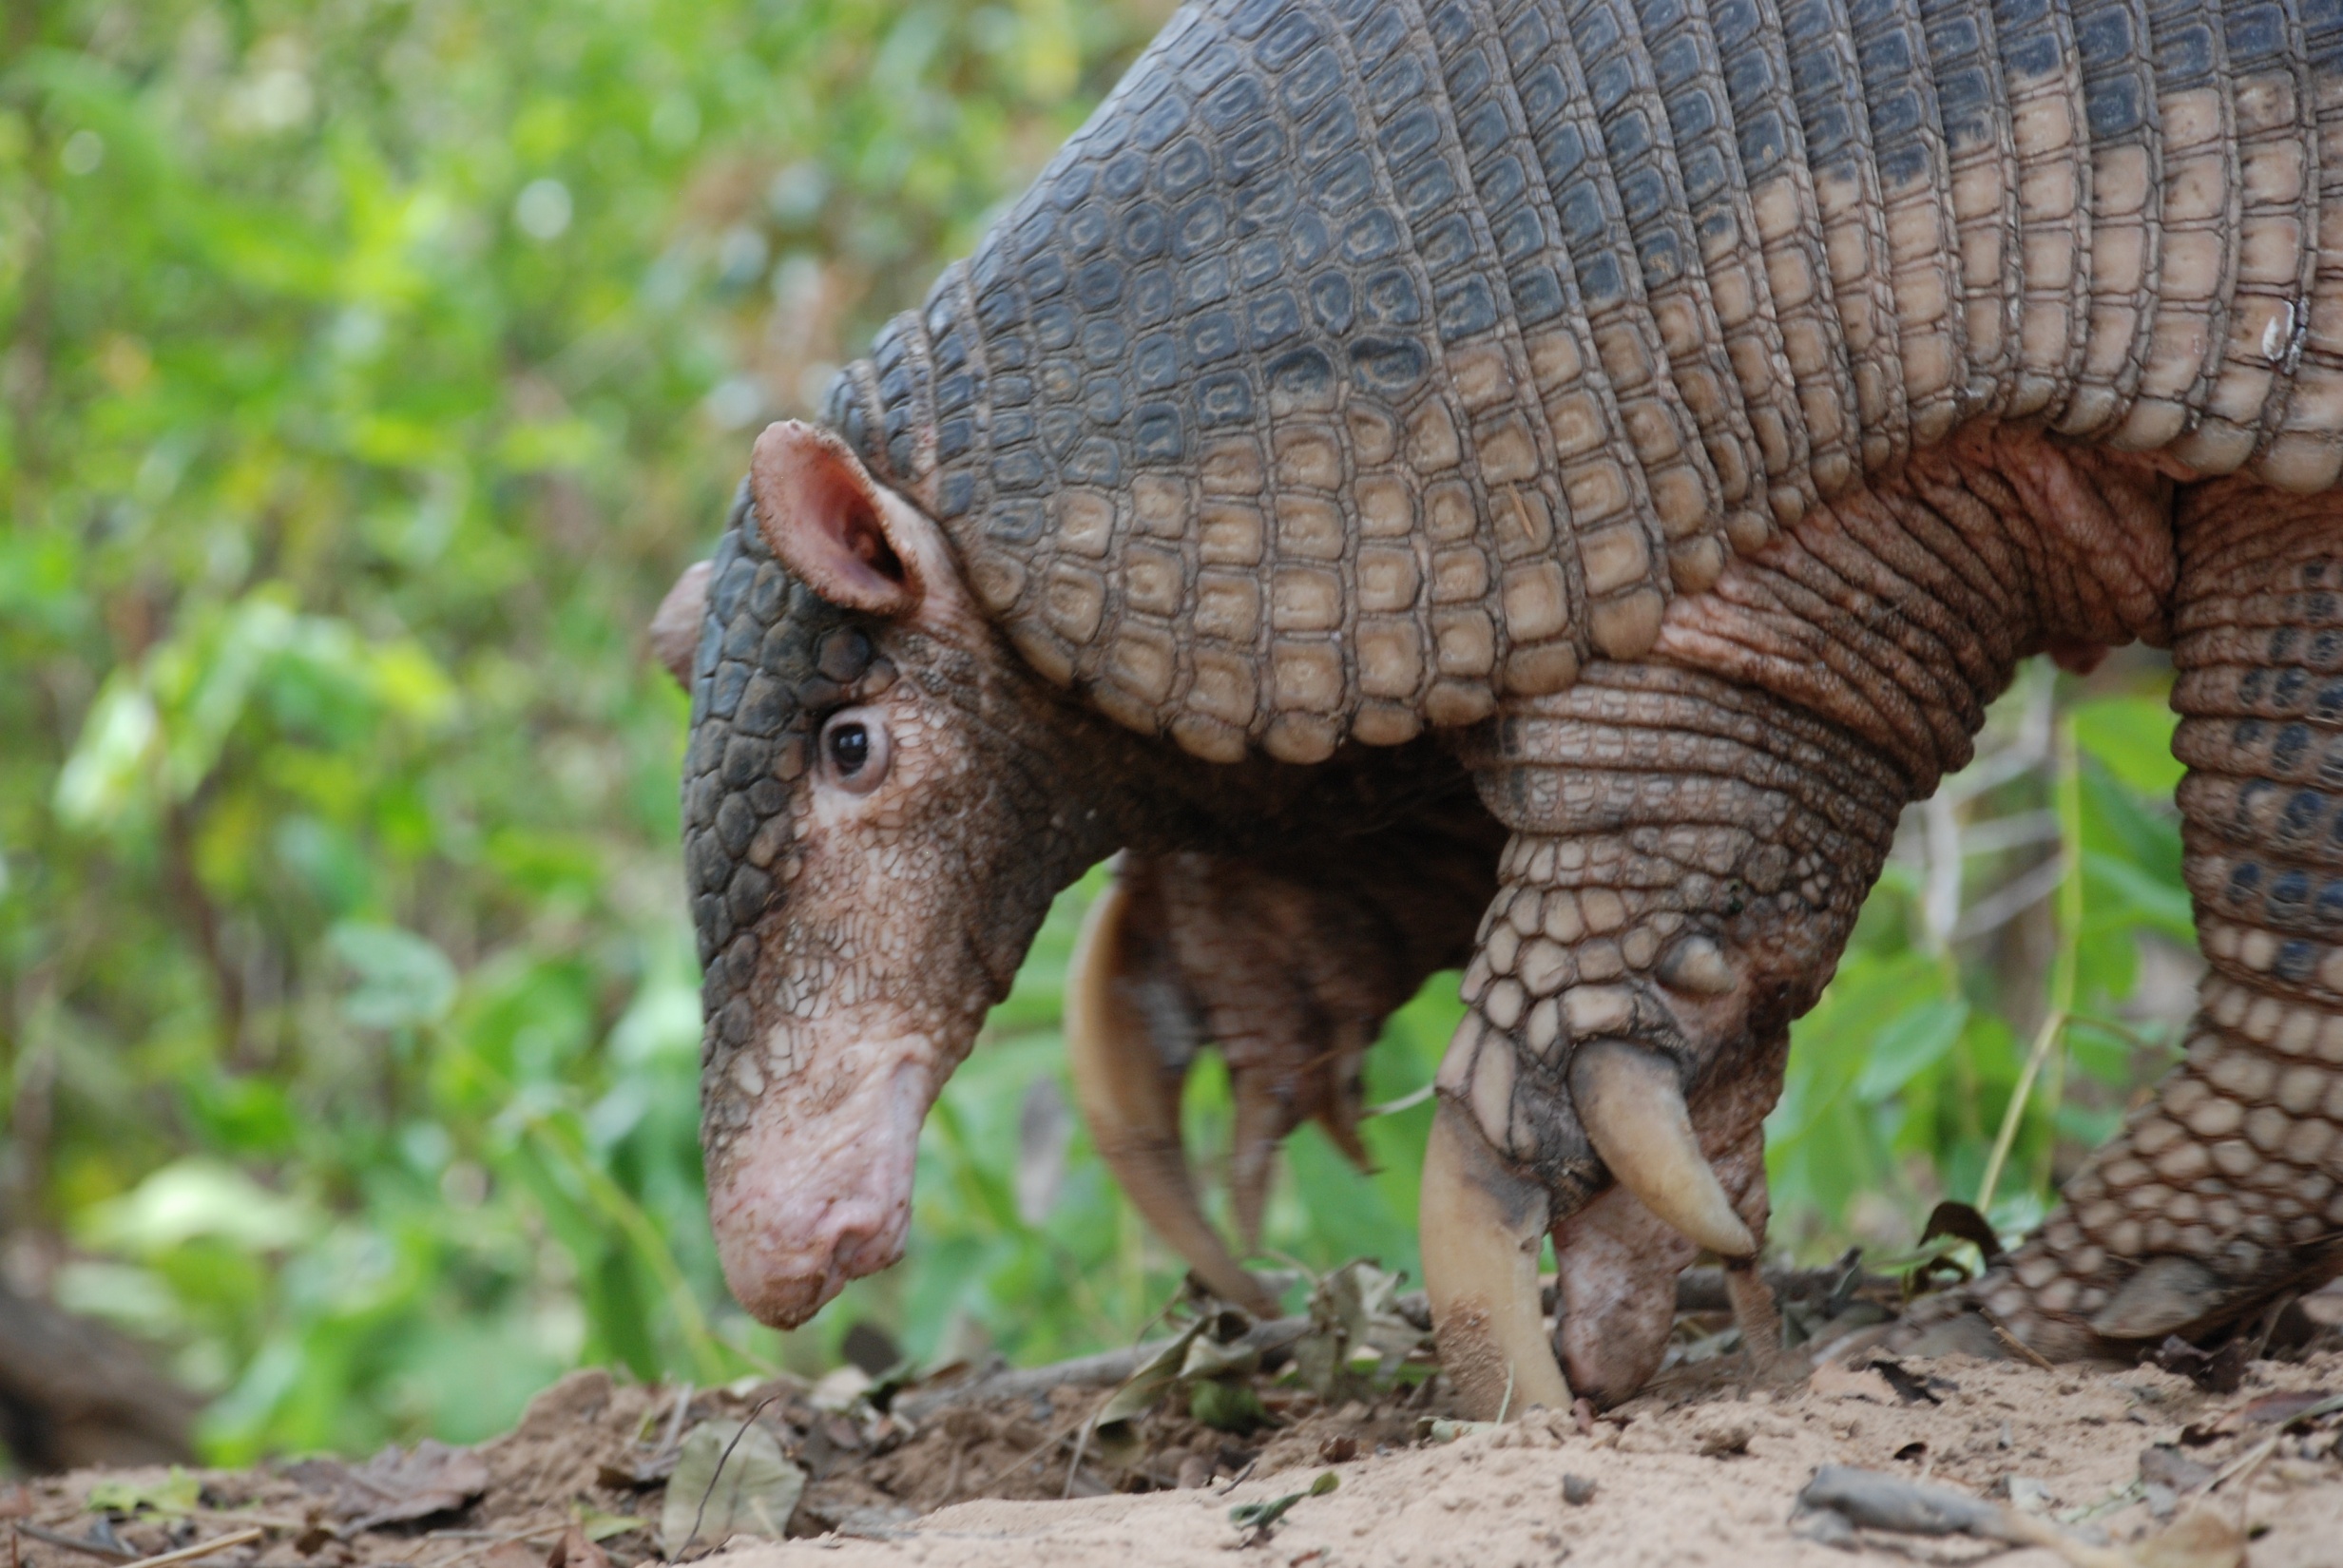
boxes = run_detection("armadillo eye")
[818,707,891,794]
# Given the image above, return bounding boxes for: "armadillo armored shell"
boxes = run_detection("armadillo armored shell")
[820,0,2343,766]
[820,0,1741,768]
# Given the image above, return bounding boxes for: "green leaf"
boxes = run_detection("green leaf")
[331,922,457,1029]
[78,1161,315,1254]
[53,676,159,828]
[1186,1377,1268,1433]
[2082,849,2197,941]
[1228,1472,1338,1533]
[87,1468,200,1517]
[2070,695,2182,796]
[1852,997,1970,1103]
[574,1508,648,1543]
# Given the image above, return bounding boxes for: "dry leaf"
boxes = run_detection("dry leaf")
[293,1440,490,1531]
[2129,1508,2246,1568]
[596,1454,677,1490]
[2228,1389,2336,1429]
[1095,1321,1206,1427]
[549,1525,610,1568]
[657,1420,805,1558]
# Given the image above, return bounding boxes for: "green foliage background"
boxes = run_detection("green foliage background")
[0,0,2195,1464]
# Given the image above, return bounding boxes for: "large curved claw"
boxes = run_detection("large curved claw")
[1226,1066,1286,1253]
[1420,1102,1572,1420]
[1223,1055,1363,1254]
[1066,875,1281,1318]
[1568,1040,1757,1261]
[1314,1035,1376,1173]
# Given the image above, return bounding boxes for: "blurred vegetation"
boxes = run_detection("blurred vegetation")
[0,0,2195,1469]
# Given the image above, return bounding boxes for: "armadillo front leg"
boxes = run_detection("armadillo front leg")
[1430,665,1907,1416]
[1938,488,2343,1358]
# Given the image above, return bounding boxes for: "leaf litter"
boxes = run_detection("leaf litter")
[15,1269,2343,1567]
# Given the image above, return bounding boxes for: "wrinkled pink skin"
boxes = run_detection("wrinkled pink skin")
[707,1046,929,1328]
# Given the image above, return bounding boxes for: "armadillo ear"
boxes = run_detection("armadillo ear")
[649,559,712,690]
[749,420,923,618]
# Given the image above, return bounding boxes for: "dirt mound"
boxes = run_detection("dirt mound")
[16,1285,2343,1568]
[0,1353,1455,1568]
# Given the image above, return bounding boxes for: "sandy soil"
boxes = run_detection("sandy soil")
[723,1352,2343,1568]
[19,1335,2343,1568]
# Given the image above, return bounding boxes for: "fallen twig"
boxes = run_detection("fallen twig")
[1060,1398,1101,1501]
[1674,1263,1892,1316]
[116,1529,265,1568]
[897,1317,1308,1421]
[1979,1309,2058,1370]
[966,1414,1086,1499]
[188,1517,306,1535]
[13,1526,138,1564]
[1797,1465,2242,1568]
[661,1383,693,1450]
[894,1264,1875,1423]
[2200,1434,2278,1499]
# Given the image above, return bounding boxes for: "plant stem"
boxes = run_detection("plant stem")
[522,1110,733,1384]
[1976,717,2084,1218]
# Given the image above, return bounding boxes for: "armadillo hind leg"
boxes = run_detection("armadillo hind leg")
[1431,666,1905,1414]
[1066,859,1278,1317]
[1913,487,2343,1361]
[1070,809,1501,1313]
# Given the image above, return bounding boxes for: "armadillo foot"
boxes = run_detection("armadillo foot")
[1899,1002,2343,1367]
[1066,869,1277,1316]
[1548,1075,1782,1405]
[1426,667,1903,1414]
[1423,1009,1786,1413]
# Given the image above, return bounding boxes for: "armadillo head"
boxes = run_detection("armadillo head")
[662,421,1117,1329]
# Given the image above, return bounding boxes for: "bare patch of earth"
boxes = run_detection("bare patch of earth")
[17,1313,2343,1568]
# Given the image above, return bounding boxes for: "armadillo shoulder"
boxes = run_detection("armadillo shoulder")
[825,0,1757,764]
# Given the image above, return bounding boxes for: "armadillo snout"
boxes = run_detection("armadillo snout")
[703,1053,928,1329]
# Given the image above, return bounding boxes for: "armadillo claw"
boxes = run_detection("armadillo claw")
[1567,1040,1757,1262]
[1226,1062,1288,1253]
[1547,1180,1700,1406]
[1066,872,1280,1318]
[1314,1034,1376,1174]
[1420,1101,1573,1420]
[1073,844,1450,1311]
